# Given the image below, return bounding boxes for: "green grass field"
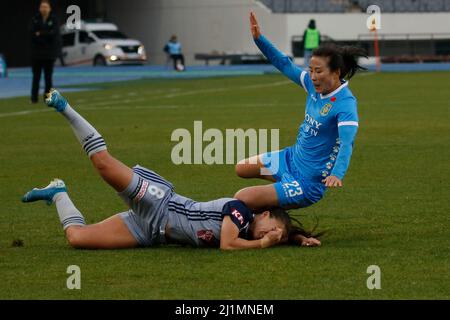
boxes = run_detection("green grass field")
[0,71,449,299]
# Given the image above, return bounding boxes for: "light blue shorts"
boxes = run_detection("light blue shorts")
[260,147,326,208]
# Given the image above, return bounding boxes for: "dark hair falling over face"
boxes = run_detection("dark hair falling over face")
[268,207,326,245]
[313,44,368,80]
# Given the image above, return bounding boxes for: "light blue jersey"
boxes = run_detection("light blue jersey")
[295,71,358,181]
[255,35,359,207]
[166,41,182,55]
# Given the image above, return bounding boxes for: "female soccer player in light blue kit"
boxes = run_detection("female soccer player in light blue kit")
[235,12,367,210]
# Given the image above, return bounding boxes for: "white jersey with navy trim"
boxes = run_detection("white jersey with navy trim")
[165,195,254,247]
[123,165,254,247]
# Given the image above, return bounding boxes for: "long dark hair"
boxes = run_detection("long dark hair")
[269,207,327,245]
[312,44,367,80]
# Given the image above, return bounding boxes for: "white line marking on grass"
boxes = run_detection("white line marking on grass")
[164,88,229,98]
[0,109,52,118]
[79,104,181,111]
[240,80,291,89]
[163,81,290,98]
[0,102,288,118]
[357,72,376,77]
[67,89,171,104]
[75,81,289,106]
[80,102,286,111]
[81,98,147,107]
[0,81,291,118]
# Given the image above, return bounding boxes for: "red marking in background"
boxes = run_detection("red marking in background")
[371,23,381,72]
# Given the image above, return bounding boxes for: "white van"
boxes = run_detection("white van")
[60,22,147,66]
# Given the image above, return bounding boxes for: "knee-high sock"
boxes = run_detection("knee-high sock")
[53,192,86,230]
[61,104,107,157]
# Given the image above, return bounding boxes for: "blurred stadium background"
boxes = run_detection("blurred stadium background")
[2,0,450,97]
[2,0,450,67]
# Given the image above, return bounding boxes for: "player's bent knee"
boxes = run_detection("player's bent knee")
[91,151,114,173]
[235,162,247,178]
[65,227,87,249]
[235,162,256,178]
[236,156,264,178]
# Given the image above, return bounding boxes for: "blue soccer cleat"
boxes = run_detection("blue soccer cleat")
[22,179,67,205]
[45,89,68,112]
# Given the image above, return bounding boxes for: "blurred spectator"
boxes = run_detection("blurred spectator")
[0,53,7,78]
[163,35,185,71]
[29,0,61,103]
[348,0,363,12]
[302,19,321,68]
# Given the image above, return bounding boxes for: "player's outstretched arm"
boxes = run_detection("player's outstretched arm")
[323,124,358,188]
[220,216,282,250]
[249,11,261,39]
[250,11,303,86]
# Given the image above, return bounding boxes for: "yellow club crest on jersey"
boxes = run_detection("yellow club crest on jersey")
[320,103,333,116]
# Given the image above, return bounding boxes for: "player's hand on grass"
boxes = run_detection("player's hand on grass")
[260,227,283,248]
[322,175,342,188]
[301,237,321,247]
[250,11,261,39]
[292,234,321,247]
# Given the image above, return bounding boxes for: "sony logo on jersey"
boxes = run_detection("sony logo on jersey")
[304,114,322,129]
[231,209,244,225]
[303,114,322,137]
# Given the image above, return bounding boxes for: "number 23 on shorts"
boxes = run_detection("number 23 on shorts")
[283,181,303,198]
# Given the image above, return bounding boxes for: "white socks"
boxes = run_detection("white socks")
[61,104,107,157]
[53,192,86,230]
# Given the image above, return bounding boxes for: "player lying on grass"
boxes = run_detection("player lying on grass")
[234,12,367,210]
[21,90,321,250]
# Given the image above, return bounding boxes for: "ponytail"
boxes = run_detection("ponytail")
[313,44,368,80]
[267,207,327,246]
[287,215,328,245]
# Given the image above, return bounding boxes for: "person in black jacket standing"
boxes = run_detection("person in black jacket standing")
[30,0,61,103]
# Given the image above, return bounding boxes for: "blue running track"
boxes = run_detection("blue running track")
[1,63,450,99]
